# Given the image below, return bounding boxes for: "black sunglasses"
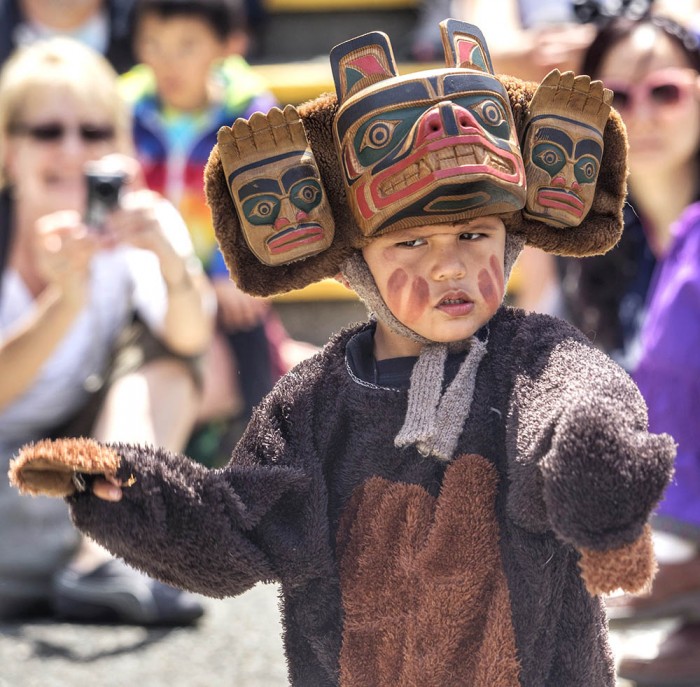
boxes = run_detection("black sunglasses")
[9,122,116,143]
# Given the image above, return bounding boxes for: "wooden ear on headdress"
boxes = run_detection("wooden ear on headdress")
[439,18,494,73]
[330,31,398,104]
[500,71,627,257]
[204,95,358,297]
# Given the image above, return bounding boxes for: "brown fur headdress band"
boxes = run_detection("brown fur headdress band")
[204,19,628,298]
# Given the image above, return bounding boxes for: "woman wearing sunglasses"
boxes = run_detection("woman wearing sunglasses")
[559,13,700,368]
[558,13,700,686]
[0,37,215,623]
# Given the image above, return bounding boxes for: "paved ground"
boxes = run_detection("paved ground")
[611,617,681,687]
[0,580,680,687]
[0,584,287,687]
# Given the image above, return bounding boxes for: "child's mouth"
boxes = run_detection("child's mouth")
[436,294,474,316]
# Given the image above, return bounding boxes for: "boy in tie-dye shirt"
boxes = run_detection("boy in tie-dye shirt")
[121,0,288,442]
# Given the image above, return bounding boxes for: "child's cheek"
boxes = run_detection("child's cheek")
[386,268,408,317]
[477,255,505,310]
[385,269,429,324]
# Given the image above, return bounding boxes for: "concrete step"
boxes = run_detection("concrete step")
[254,0,420,62]
[251,59,441,104]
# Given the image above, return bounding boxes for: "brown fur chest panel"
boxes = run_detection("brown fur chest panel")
[336,454,520,687]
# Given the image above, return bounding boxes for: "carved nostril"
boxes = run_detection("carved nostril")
[423,109,443,134]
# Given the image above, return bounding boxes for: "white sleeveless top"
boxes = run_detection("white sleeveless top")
[0,201,192,451]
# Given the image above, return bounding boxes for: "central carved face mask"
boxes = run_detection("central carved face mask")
[331,27,527,238]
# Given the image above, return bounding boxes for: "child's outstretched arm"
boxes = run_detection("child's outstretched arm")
[505,322,676,596]
[9,383,321,599]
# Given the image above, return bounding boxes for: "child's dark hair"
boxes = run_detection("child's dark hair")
[131,0,247,41]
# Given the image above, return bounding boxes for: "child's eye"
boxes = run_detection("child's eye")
[459,232,482,241]
[397,238,427,248]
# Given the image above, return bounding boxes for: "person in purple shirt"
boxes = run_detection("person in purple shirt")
[625,201,700,684]
[577,12,700,686]
[636,202,700,543]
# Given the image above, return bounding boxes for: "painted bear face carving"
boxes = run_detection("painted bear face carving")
[331,22,526,238]
[334,70,526,236]
[520,70,613,228]
[218,105,335,267]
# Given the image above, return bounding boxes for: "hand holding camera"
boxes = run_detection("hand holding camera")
[85,156,175,257]
[35,154,193,301]
[34,209,97,301]
[88,156,202,293]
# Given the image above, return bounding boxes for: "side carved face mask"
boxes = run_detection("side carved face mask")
[218,105,335,266]
[520,70,613,228]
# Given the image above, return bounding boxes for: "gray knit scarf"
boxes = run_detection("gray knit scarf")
[341,232,524,461]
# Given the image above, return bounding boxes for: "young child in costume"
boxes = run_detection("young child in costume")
[9,20,676,686]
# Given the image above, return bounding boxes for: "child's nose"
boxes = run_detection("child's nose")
[416,102,478,143]
[432,245,467,280]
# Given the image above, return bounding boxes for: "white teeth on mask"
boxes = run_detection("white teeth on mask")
[377,143,514,198]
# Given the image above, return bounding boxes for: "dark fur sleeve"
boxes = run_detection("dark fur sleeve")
[66,363,334,598]
[66,442,308,598]
[505,315,675,552]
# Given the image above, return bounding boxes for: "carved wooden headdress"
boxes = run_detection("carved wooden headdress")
[205,19,627,297]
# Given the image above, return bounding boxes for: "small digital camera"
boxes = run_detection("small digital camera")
[84,162,127,233]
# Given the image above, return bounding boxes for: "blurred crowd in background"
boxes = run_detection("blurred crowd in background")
[0,0,699,685]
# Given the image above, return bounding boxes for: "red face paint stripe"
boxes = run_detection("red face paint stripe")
[405,277,430,324]
[490,254,504,297]
[478,268,498,310]
[386,268,409,317]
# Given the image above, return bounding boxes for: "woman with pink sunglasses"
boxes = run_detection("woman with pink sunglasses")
[560,12,700,687]
[560,13,700,368]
